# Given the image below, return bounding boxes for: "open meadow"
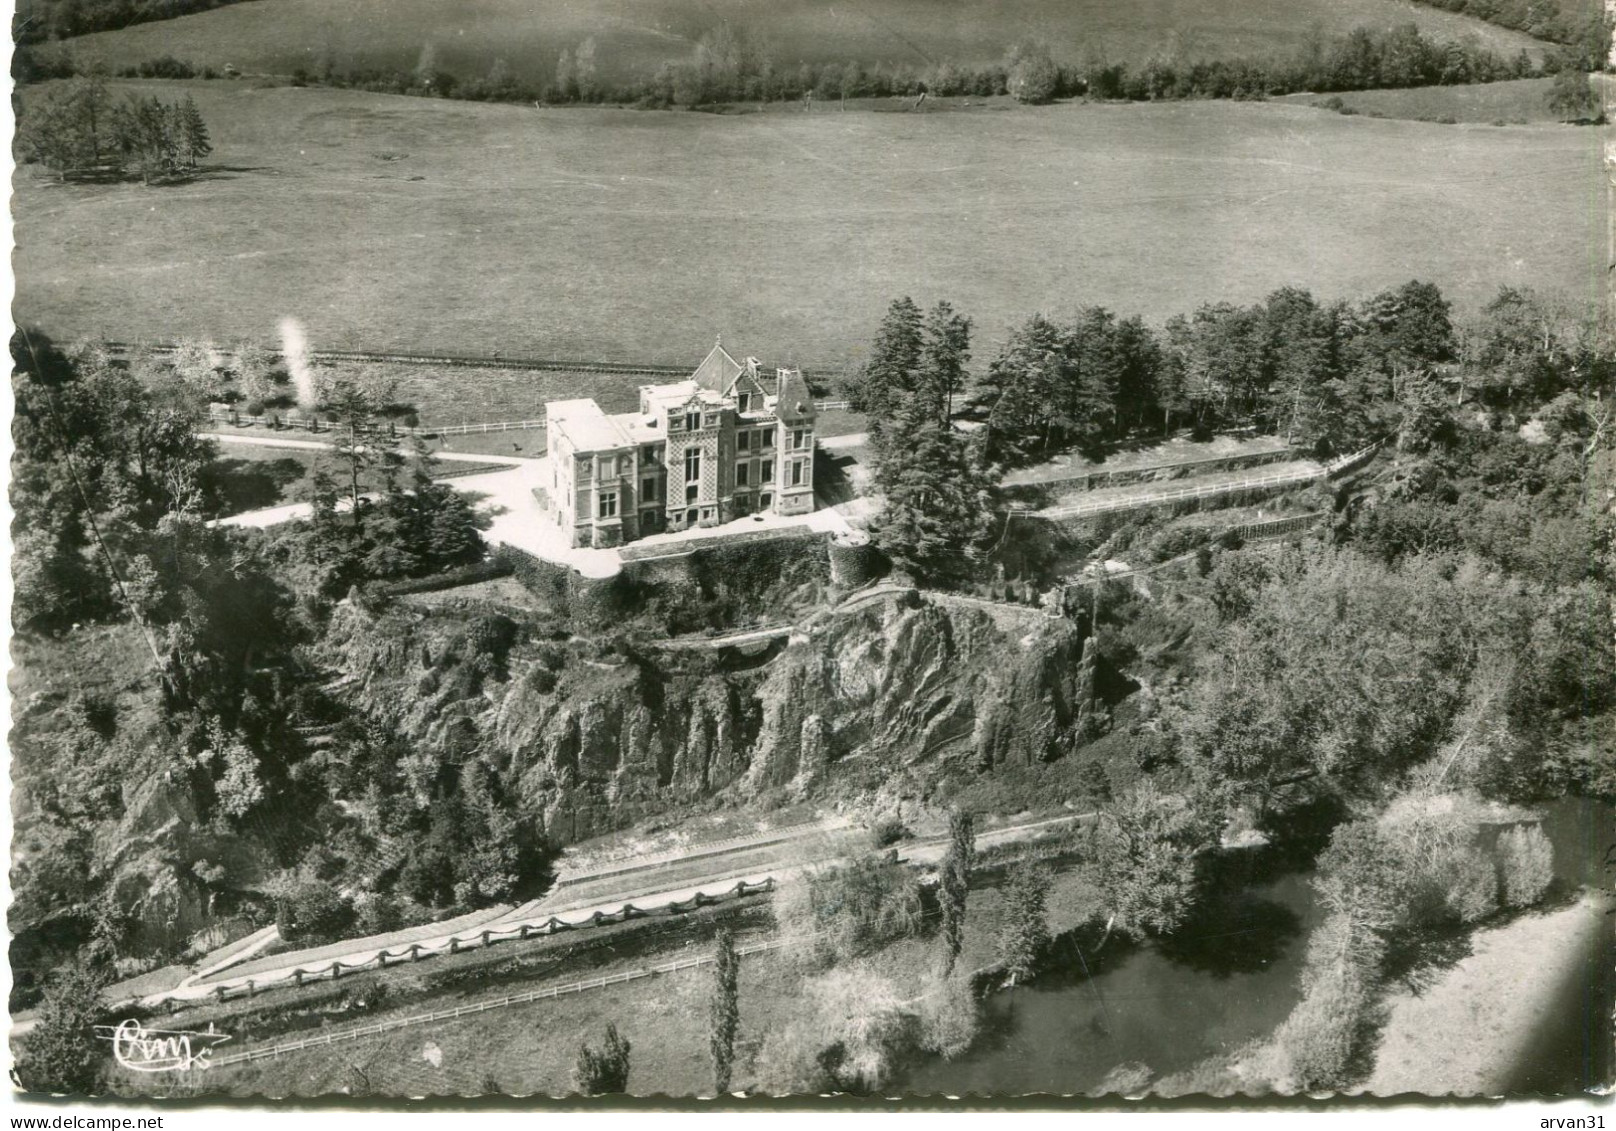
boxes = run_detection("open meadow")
[14,79,1603,374]
[48,0,1551,89]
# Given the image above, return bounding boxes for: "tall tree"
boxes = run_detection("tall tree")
[870,402,997,584]
[179,94,211,168]
[708,927,740,1094]
[845,297,924,456]
[1111,313,1163,435]
[997,862,1051,984]
[938,807,976,975]
[319,377,387,513]
[973,313,1067,465]
[1061,305,1126,454]
[921,301,972,424]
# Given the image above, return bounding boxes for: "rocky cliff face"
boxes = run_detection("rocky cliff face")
[332,595,1090,847]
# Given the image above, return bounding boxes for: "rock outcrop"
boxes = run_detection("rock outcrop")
[331,594,1091,847]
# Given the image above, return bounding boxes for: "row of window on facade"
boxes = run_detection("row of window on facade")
[575,427,811,483]
[594,456,809,519]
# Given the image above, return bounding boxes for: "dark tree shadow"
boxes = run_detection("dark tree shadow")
[813,452,857,506]
[202,456,306,516]
[1153,890,1303,978]
[1381,926,1476,997]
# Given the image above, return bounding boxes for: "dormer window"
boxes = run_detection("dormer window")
[737,392,752,413]
[685,412,701,432]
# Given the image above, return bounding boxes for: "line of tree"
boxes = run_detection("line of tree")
[974,280,1459,466]
[849,280,1610,584]
[17,74,211,182]
[338,24,1555,108]
[42,17,1596,116]
[587,24,1555,107]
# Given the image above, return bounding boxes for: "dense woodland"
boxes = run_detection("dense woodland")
[9,332,509,1015]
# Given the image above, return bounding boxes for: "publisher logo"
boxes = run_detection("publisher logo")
[94,1019,232,1073]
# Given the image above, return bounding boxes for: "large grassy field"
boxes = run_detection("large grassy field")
[49,0,1551,88]
[14,79,1604,375]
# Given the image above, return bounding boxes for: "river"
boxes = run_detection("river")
[896,796,1613,1097]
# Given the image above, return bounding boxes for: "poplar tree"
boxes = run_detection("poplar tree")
[939,807,975,975]
[708,927,740,1093]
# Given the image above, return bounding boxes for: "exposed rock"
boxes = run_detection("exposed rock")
[330,594,1094,848]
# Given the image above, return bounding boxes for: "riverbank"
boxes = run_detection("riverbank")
[1362,893,1610,1097]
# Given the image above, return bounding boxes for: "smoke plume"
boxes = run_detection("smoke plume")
[279,317,317,410]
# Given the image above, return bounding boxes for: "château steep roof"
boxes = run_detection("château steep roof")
[773,368,817,422]
[692,338,744,394]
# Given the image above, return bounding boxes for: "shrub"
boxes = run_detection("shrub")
[1006,42,1060,104]
[353,893,404,936]
[573,1023,632,1095]
[15,965,108,1095]
[368,557,510,597]
[868,814,910,848]
[525,666,558,695]
[460,613,518,662]
[1443,852,1500,924]
[1147,526,1209,563]
[1277,970,1366,1092]
[778,855,926,965]
[1497,823,1554,907]
[915,973,981,1059]
[275,880,356,944]
[754,966,912,1094]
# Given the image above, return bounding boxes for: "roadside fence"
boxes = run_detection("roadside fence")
[160,878,777,1010]
[210,934,796,1068]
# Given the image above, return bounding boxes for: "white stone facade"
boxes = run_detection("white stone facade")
[547,341,818,549]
